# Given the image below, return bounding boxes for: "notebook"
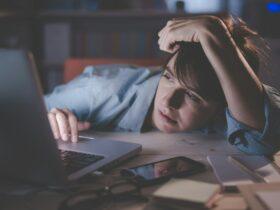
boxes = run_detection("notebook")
[238,183,280,210]
[207,155,280,189]
[256,190,280,210]
[207,155,254,188]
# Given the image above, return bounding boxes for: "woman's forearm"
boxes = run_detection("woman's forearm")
[199,20,265,130]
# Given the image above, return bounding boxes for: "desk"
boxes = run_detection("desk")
[1,131,279,210]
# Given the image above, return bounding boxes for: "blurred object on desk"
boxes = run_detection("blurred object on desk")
[238,182,280,210]
[207,155,280,190]
[212,193,248,210]
[149,178,220,209]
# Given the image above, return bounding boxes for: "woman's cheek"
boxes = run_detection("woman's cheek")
[178,104,205,129]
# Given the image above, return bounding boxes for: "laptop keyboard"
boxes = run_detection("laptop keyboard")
[59,150,104,174]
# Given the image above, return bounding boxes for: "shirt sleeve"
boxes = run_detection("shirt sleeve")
[44,69,95,121]
[226,84,280,155]
[44,64,162,131]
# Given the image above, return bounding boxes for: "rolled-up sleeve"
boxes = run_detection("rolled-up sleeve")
[226,85,280,155]
[44,64,162,131]
[44,68,97,121]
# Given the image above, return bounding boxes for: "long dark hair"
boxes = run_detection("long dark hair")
[163,15,270,106]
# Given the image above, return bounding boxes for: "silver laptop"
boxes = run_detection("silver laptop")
[0,49,141,186]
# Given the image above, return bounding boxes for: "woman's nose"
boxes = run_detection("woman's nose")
[162,89,184,109]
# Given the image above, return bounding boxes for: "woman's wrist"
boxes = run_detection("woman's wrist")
[197,17,231,48]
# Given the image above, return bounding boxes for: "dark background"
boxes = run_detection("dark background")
[0,0,279,92]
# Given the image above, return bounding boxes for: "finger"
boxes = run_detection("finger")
[158,19,175,37]
[56,111,70,141]
[159,28,171,52]
[158,32,165,50]
[169,19,189,27]
[161,22,184,53]
[170,19,199,29]
[50,108,60,114]
[48,112,60,140]
[171,25,200,43]
[159,23,185,53]
[158,27,166,37]
[169,44,180,53]
[161,33,175,53]
[158,25,169,42]
[77,121,91,131]
[63,109,78,143]
[169,20,190,28]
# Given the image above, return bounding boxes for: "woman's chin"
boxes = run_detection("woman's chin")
[156,120,195,133]
[157,122,177,133]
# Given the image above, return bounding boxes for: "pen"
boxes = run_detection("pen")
[228,156,265,183]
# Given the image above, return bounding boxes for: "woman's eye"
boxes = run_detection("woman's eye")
[163,72,172,81]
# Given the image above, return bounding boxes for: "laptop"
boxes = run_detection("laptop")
[0,49,142,187]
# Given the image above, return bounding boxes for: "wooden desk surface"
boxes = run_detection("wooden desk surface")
[1,131,279,210]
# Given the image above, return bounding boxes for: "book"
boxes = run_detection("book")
[256,190,280,210]
[148,178,220,209]
[207,155,255,190]
[238,183,280,210]
[207,155,280,191]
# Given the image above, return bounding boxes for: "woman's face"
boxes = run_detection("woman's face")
[151,56,219,133]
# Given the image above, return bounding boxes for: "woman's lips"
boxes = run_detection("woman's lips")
[159,110,177,124]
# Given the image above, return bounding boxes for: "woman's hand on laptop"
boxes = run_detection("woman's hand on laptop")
[47,108,91,142]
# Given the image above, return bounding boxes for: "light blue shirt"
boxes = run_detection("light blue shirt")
[44,64,280,155]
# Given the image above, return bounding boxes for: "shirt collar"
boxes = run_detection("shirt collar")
[117,70,162,132]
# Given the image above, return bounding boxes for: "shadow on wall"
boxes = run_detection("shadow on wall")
[259,39,280,91]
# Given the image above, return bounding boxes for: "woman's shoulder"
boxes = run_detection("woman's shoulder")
[82,64,162,81]
[80,64,162,95]
[61,64,162,95]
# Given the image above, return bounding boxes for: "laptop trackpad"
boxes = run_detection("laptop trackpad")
[57,137,140,157]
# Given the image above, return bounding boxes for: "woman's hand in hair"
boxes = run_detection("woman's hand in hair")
[159,15,265,131]
[47,108,91,142]
[158,16,223,53]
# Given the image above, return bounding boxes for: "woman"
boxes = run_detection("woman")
[45,15,280,155]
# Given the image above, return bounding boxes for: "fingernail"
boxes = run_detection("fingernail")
[72,135,78,143]
[62,134,68,141]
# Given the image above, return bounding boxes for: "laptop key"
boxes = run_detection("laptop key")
[59,150,104,174]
